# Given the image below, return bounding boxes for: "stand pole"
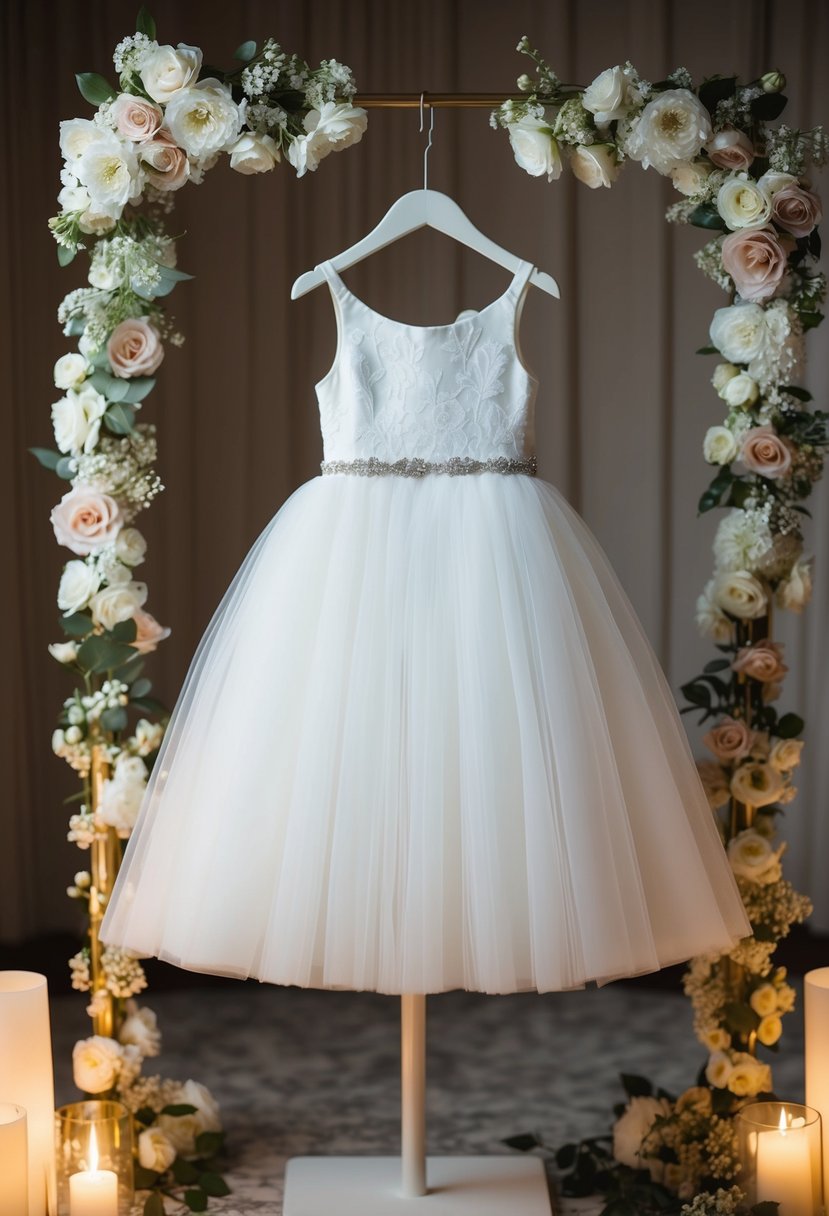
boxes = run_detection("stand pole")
[401,994,427,1197]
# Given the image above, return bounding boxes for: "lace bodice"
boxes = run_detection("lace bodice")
[314,258,539,465]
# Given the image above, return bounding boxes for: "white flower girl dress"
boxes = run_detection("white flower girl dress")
[100,258,750,994]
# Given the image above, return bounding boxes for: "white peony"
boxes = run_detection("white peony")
[59,118,106,164]
[505,114,562,183]
[52,384,108,456]
[776,558,812,613]
[157,1080,222,1157]
[711,570,768,619]
[695,580,733,643]
[717,173,772,230]
[713,510,772,572]
[115,527,147,567]
[73,1035,123,1093]
[623,89,712,175]
[119,999,161,1057]
[612,1095,671,1169]
[74,129,142,218]
[140,43,203,103]
[569,143,620,188]
[703,425,738,465]
[286,101,369,177]
[582,66,632,125]
[229,132,281,174]
[163,79,244,159]
[58,560,100,614]
[722,371,759,408]
[89,580,148,630]
[138,1127,176,1173]
[709,301,767,364]
[54,353,89,390]
[57,181,92,213]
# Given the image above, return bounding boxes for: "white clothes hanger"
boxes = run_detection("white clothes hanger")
[290,95,560,300]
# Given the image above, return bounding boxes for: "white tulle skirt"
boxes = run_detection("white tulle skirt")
[99,472,750,994]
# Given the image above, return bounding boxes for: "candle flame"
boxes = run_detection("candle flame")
[778,1107,790,1135]
[89,1122,99,1171]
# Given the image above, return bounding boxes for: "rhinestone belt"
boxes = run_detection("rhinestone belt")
[320,455,537,478]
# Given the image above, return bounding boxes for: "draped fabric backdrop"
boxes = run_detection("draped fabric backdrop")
[2,0,827,943]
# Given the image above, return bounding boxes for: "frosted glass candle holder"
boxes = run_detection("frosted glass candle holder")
[55,1101,133,1216]
[0,1103,29,1213]
[736,1101,823,1216]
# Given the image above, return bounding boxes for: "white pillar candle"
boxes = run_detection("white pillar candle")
[755,1109,813,1216]
[69,1125,118,1216]
[805,967,829,1209]
[0,973,56,1216]
[0,1103,28,1214]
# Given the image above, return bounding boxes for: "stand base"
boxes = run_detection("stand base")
[283,1155,554,1215]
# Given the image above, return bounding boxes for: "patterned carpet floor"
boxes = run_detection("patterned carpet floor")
[51,981,805,1214]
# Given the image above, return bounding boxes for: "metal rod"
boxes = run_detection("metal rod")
[401,994,427,1197]
[353,92,528,108]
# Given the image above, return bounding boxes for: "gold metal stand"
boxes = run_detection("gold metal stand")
[88,742,122,1040]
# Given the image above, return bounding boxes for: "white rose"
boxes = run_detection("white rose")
[624,89,712,175]
[58,560,100,614]
[72,1035,123,1093]
[229,132,281,175]
[769,738,804,772]
[709,301,767,363]
[757,1015,783,1046]
[670,160,712,196]
[695,581,733,643]
[756,170,797,197]
[119,1000,161,1057]
[138,1127,176,1173]
[54,353,89,390]
[712,570,767,619]
[89,580,148,630]
[727,1052,771,1097]
[157,1080,221,1157]
[305,101,367,155]
[115,527,147,567]
[712,362,739,393]
[776,558,812,613]
[58,181,92,212]
[722,372,759,408]
[97,771,146,836]
[717,173,772,230]
[569,143,619,189]
[48,641,78,664]
[163,79,244,158]
[59,118,107,164]
[612,1096,671,1169]
[52,384,108,456]
[506,114,562,182]
[705,1051,733,1088]
[702,1027,731,1051]
[582,66,631,125]
[703,425,738,465]
[727,828,783,881]
[750,984,779,1017]
[140,43,203,103]
[75,130,142,217]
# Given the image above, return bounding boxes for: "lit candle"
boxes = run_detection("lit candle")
[805,967,829,1208]
[69,1125,118,1216]
[0,1103,28,1213]
[756,1107,813,1216]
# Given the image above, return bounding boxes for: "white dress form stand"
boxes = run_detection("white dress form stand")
[283,995,553,1214]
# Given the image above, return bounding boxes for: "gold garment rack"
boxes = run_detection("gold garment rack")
[352,93,526,109]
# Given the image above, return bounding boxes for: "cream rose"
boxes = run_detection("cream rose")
[701,1027,731,1052]
[54,353,90,390]
[115,527,147,567]
[739,425,792,478]
[506,114,562,183]
[771,183,823,238]
[750,984,778,1017]
[757,1015,783,1047]
[52,384,108,456]
[727,1052,771,1097]
[111,93,163,142]
[695,581,733,643]
[717,173,772,230]
[58,181,91,213]
[138,1127,176,1173]
[89,580,148,630]
[303,101,367,157]
[140,129,191,192]
[60,118,107,163]
[133,609,172,654]
[722,227,789,302]
[730,765,785,813]
[769,738,804,773]
[712,570,767,619]
[163,78,244,158]
[79,209,118,235]
[48,641,78,663]
[697,760,731,810]
[107,317,164,378]
[582,66,632,125]
[776,558,812,613]
[709,301,767,363]
[706,128,755,172]
[703,425,738,465]
[721,371,759,407]
[140,43,203,103]
[729,827,783,884]
[705,1051,732,1089]
[569,144,619,189]
[712,362,739,393]
[229,132,281,175]
[670,159,713,197]
[611,1095,671,1169]
[51,487,122,555]
[58,559,100,614]
[157,1080,221,1157]
[703,716,753,763]
[624,89,712,175]
[73,1035,123,1093]
[732,639,787,684]
[119,999,161,1057]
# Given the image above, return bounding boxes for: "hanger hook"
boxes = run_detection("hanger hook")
[419,92,434,191]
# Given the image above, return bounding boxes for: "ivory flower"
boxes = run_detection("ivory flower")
[157,1080,222,1156]
[89,580,148,630]
[138,1127,176,1172]
[58,560,100,614]
[51,487,122,555]
[750,984,778,1017]
[140,43,203,103]
[506,114,562,183]
[229,132,281,175]
[730,765,785,813]
[727,1052,772,1096]
[709,301,767,363]
[711,570,767,619]
[52,384,108,456]
[48,641,78,664]
[569,144,619,189]
[776,559,812,612]
[133,609,172,654]
[769,738,804,772]
[623,89,712,175]
[74,129,142,218]
[115,527,147,567]
[670,159,712,197]
[697,760,731,810]
[703,426,738,465]
[582,66,633,125]
[757,1015,783,1046]
[54,353,89,390]
[73,1035,123,1093]
[728,827,783,883]
[612,1096,671,1169]
[717,174,773,230]
[705,1051,732,1088]
[163,78,244,159]
[701,1028,731,1052]
[721,371,759,407]
[695,582,733,643]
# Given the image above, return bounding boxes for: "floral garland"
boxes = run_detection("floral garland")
[494,41,826,1213]
[39,8,366,1211]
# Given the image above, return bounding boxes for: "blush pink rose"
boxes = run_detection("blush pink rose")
[51,486,123,555]
[721,226,789,302]
[141,129,191,192]
[706,129,755,171]
[133,609,171,654]
[732,639,788,684]
[771,183,823,238]
[740,425,792,478]
[703,716,754,763]
[111,93,163,142]
[107,318,165,379]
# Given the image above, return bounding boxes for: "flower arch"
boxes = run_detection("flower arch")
[39,12,826,1208]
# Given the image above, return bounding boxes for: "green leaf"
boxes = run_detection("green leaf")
[131,677,153,699]
[183,1191,208,1212]
[56,456,76,480]
[776,712,804,739]
[695,345,718,354]
[782,384,813,402]
[30,447,63,470]
[751,1204,781,1216]
[114,655,146,684]
[76,635,137,675]
[724,1000,761,1035]
[134,1106,157,1127]
[131,695,168,715]
[620,1073,653,1098]
[801,310,824,330]
[161,1103,199,1117]
[57,244,77,267]
[88,369,131,402]
[502,1133,541,1152]
[173,1157,201,1184]
[104,402,137,435]
[199,1172,231,1197]
[76,71,117,106]
[136,1164,161,1190]
[681,681,711,709]
[688,204,727,231]
[100,705,128,733]
[142,1194,165,1215]
[61,611,94,638]
[135,5,156,38]
[698,75,737,115]
[111,618,138,643]
[121,376,156,403]
[194,1130,225,1157]
[555,1142,577,1169]
[750,93,788,121]
[704,658,731,674]
[234,39,258,61]
[753,922,777,942]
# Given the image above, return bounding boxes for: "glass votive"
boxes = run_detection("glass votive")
[0,1103,29,1213]
[55,1100,134,1216]
[736,1101,823,1216]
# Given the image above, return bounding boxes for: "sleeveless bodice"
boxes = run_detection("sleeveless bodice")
[314,258,539,467]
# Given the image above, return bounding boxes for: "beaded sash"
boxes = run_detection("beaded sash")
[320,456,537,478]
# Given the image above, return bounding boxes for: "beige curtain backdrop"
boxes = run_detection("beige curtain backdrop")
[2,0,827,943]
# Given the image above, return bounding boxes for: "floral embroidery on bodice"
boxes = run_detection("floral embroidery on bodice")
[314,258,539,464]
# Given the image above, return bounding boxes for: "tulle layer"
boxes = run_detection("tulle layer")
[100,473,750,994]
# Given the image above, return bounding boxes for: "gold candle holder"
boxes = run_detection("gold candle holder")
[736,1101,823,1216]
[55,1100,133,1216]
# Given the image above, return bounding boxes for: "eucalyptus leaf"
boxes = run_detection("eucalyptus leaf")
[56,456,77,480]
[77,635,137,675]
[130,677,153,699]
[750,93,788,121]
[782,384,813,402]
[76,71,117,106]
[57,244,77,267]
[121,376,156,403]
[161,1103,199,1117]
[111,618,138,643]
[60,612,94,638]
[234,39,258,61]
[801,310,824,330]
[131,695,168,716]
[135,5,156,38]
[134,1164,159,1188]
[89,369,131,401]
[688,204,728,231]
[114,656,145,684]
[698,75,737,114]
[30,447,62,471]
[104,402,137,435]
[620,1073,653,1098]
[724,1000,760,1035]
[156,264,195,283]
[695,345,718,355]
[65,316,86,336]
[100,706,128,733]
[703,658,731,673]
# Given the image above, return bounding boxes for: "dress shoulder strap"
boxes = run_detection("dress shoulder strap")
[315,259,347,298]
[508,259,535,302]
